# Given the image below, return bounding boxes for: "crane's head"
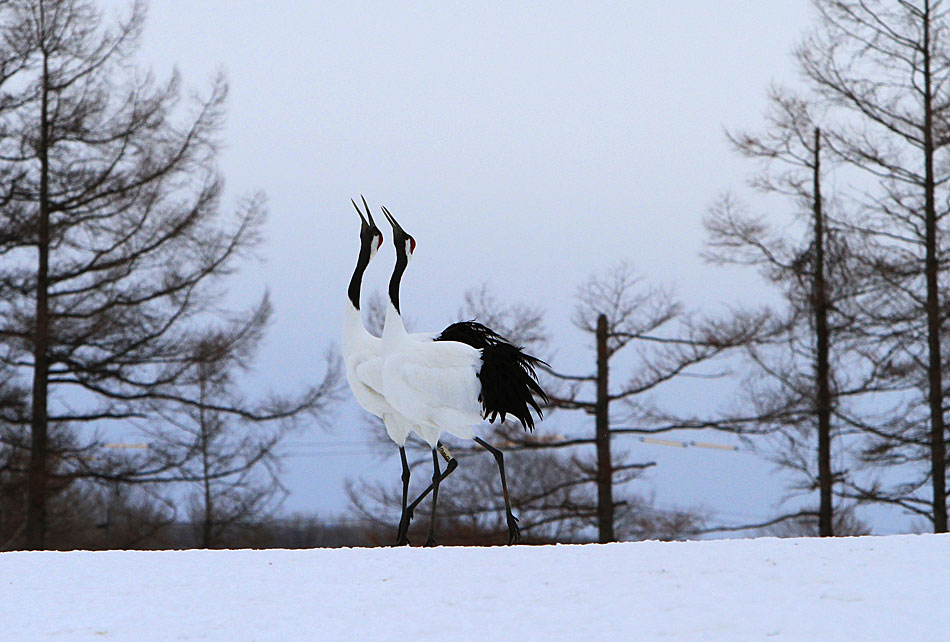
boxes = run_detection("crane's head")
[351,195,384,259]
[381,205,416,263]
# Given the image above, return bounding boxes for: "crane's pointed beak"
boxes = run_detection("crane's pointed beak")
[380,205,405,236]
[360,195,378,229]
[351,197,369,229]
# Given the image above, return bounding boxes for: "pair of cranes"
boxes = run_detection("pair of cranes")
[342,197,548,546]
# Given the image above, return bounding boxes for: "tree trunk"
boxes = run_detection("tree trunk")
[812,128,834,537]
[922,2,947,533]
[595,314,614,543]
[26,50,51,550]
[199,375,214,549]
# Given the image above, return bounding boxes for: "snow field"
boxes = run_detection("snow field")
[2,534,948,641]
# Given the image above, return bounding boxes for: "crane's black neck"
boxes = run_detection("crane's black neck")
[347,241,373,310]
[389,245,408,314]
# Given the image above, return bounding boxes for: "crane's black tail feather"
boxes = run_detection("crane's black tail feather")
[436,320,548,431]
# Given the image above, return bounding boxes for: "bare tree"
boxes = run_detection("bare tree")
[794,0,950,531]
[509,263,766,543]
[0,0,340,548]
[142,298,342,549]
[705,90,888,536]
[0,422,86,548]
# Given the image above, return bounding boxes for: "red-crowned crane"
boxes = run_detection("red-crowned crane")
[341,197,424,545]
[379,205,548,545]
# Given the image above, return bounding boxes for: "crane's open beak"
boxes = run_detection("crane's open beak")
[360,195,378,230]
[352,195,382,243]
[351,198,368,228]
[381,206,415,254]
[381,205,405,236]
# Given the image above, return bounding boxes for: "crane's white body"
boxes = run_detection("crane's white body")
[380,302,483,447]
[342,305,387,416]
[344,301,449,447]
[373,204,540,545]
[342,302,417,446]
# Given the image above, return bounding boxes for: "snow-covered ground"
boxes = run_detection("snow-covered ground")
[2,534,948,641]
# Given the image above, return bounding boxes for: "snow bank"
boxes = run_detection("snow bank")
[2,534,948,641]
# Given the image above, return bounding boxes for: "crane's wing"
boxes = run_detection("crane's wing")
[353,350,381,390]
[382,341,484,428]
[349,349,390,417]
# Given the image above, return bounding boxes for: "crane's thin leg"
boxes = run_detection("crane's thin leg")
[424,447,441,546]
[395,447,411,546]
[403,442,458,526]
[474,437,521,545]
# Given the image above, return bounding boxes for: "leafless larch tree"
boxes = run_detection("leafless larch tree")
[0,0,340,549]
[705,90,891,536]
[793,0,950,531]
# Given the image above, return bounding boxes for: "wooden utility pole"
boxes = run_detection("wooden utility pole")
[595,314,615,543]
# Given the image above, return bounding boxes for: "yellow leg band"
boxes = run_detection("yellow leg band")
[437,443,453,463]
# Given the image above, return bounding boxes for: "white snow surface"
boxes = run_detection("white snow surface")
[3,534,948,641]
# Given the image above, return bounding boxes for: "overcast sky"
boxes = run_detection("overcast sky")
[121,1,915,534]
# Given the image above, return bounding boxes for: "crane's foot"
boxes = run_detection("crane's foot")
[394,513,413,546]
[506,513,521,545]
[424,534,439,547]
[394,519,411,546]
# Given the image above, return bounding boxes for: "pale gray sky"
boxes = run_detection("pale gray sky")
[123,1,913,533]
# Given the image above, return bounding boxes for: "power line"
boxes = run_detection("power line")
[636,436,743,452]
[279,450,372,458]
[276,435,753,458]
